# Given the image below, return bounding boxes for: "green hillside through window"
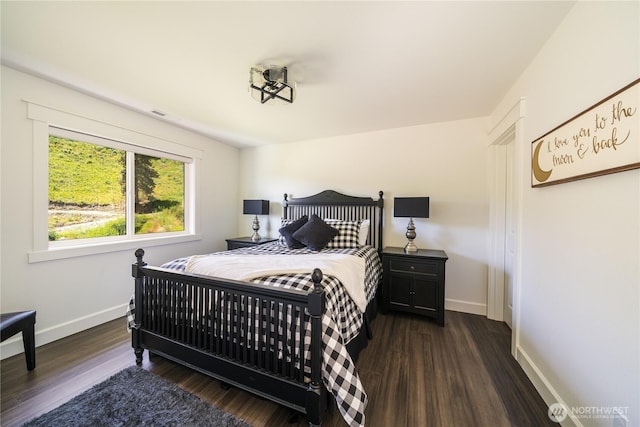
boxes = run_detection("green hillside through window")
[48,136,184,241]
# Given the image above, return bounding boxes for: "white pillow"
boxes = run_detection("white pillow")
[359,219,370,246]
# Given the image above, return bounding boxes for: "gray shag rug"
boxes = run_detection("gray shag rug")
[22,366,252,427]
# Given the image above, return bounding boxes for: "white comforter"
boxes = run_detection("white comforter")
[185,253,367,312]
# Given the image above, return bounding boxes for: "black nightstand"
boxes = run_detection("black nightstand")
[226,236,278,250]
[381,247,448,326]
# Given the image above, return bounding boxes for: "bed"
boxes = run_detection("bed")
[128,190,384,427]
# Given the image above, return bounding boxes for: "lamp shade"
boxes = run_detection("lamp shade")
[394,197,429,218]
[243,199,270,215]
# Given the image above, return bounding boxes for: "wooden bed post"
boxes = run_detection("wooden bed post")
[131,248,147,364]
[306,268,325,427]
[283,193,289,219]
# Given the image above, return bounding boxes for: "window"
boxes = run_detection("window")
[48,129,186,243]
[27,101,201,262]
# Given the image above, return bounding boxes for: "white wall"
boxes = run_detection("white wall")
[491,2,639,426]
[239,117,491,314]
[0,66,240,358]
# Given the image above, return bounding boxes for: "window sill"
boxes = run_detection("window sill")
[28,234,201,263]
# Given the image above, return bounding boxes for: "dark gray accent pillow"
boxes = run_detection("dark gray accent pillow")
[292,214,339,251]
[278,215,308,249]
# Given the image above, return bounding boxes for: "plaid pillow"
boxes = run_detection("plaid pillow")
[277,218,293,246]
[324,219,362,249]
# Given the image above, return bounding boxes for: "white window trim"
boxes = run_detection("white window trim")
[26,100,203,263]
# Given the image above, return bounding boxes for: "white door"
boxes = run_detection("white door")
[503,139,515,328]
[488,100,524,355]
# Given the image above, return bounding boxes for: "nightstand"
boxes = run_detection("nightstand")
[381,247,448,326]
[226,236,278,250]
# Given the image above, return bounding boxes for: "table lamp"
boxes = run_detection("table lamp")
[394,197,430,253]
[243,199,270,241]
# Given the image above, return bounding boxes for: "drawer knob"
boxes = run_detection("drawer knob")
[410,265,415,270]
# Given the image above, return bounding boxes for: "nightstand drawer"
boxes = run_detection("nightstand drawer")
[389,259,438,275]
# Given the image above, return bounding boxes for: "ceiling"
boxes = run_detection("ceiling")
[1,1,575,148]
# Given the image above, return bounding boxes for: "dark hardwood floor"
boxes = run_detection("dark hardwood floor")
[1,311,554,426]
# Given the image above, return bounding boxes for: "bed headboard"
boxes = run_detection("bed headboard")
[283,190,384,251]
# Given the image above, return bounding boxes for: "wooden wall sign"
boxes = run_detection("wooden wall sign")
[531,79,640,187]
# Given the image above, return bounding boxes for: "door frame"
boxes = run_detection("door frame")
[488,98,525,357]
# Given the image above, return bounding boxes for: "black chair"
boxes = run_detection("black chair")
[1,311,36,370]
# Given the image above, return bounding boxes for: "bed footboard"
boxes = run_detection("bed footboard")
[131,249,327,425]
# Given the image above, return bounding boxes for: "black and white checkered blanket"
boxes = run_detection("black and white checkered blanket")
[127,242,382,426]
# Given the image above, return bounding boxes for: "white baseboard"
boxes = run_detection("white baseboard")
[445,298,487,316]
[0,304,128,360]
[515,345,583,427]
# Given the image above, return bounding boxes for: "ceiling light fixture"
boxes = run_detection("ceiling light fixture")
[249,65,296,104]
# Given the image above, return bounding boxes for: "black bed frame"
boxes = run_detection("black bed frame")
[131,190,384,426]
